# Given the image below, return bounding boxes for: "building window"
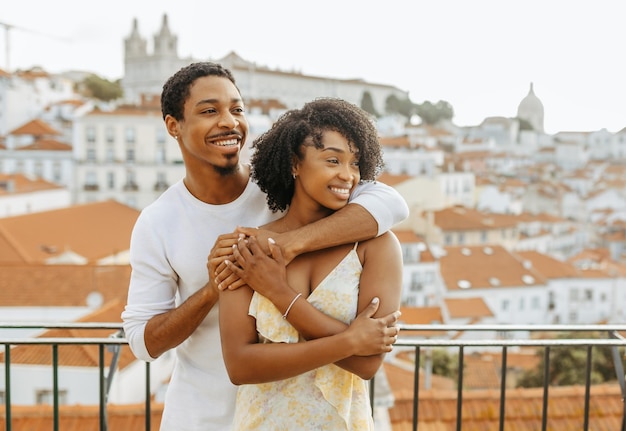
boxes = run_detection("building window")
[126,148,135,163]
[86,147,96,162]
[34,161,44,177]
[36,389,68,405]
[52,162,62,182]
[410,272,422,292]
[124,169,138,191]
[156,144,166,164]
[106,146,115,163]
[457,233,465,245]
[154,172,169,191]
[107,171,115,189]
[86,126,96,143]
[570,289,579,302]
[532,296,540,309]
[156,127,166,144]
[84,171,98,190]
[584,289,593,301]
[105,126,115,143]
[480,230,487,243]
[501,299,509,311]
[125,127,136,144]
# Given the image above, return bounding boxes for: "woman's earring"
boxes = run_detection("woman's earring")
[292,173,296,180]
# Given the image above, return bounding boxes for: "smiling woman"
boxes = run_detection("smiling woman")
[218,98,403,430]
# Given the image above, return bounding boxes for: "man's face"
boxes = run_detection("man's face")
[173,75,249,173]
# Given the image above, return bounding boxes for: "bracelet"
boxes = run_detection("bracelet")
[282,293,302,319]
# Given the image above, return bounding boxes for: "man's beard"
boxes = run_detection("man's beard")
[213,158,240,176]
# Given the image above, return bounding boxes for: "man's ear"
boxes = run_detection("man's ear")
[164,114,179,138]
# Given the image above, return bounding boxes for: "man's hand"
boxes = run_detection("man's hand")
[346,298,401,356]
[209,232,247,291]
[236,226,299,264]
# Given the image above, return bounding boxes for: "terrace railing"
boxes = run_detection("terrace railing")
[2,323,626,431]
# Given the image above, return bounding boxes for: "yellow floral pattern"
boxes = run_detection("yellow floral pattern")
[232,244,374,430]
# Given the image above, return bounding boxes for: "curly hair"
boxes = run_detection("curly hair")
[160,62,238,121]
[251,97,384,212]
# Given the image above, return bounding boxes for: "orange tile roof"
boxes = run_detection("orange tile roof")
[389,383,623,431]
[9,119,61,136]
[0,402,163,431]
[0,263,130,306]
[377,173,413,186]
[393,229,424,243]
[441,245,547,290]
[0,200,139,263]
[444,297,494,319]
[514,250,580,279]
[380,135,412,148]
[17,138,72,151]
[434,206,518,231]
[0,173,63,195]
[399,306,444,337]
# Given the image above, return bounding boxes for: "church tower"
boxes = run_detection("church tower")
[153,14,178,58]
[124,18,147,59]
[517,82,545,133]
[122,14,188,104]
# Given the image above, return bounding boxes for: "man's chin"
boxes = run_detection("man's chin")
[213,162,240,177]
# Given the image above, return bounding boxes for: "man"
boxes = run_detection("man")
[122,62,408,431]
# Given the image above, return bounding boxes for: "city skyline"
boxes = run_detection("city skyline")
[2,0,625,135]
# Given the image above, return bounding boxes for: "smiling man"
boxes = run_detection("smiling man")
[121,62,408,431]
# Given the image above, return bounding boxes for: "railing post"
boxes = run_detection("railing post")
[456,346,464,431]
[52,344,59,431]
[413,346,420,431]
[583,346,592,431]
[609,330,626,431]
[541,346,550,431]
[498,346,507,431]
[99,344,107,431]
[4,344,11,431]
[145,361,151,431]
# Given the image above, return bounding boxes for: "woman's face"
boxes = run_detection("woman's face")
[293,130,360,211]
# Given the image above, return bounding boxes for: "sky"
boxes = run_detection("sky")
[2,0,624,134]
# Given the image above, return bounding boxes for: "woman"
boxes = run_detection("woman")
[219,98,403,430]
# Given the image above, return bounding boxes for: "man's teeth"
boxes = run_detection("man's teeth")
[214,139,239,146]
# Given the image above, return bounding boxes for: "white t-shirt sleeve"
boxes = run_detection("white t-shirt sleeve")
[349,180,409,236]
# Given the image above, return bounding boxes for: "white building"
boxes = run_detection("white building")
[1,119,74,189]
[121,14,409,115]
[72,101,185,209]
[0,174,71,217]
[0,67,76,136]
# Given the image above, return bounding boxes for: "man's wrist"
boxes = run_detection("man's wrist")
[277,230,303,262]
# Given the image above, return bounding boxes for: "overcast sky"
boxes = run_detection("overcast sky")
[2,0,624,134]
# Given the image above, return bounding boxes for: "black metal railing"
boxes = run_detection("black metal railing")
[2,323,626,431]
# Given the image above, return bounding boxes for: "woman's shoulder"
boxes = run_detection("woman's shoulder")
[359,230,401,258]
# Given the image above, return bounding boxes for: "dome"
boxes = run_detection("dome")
[517,82,544,132]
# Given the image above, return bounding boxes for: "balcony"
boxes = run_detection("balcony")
[1,323,625,431]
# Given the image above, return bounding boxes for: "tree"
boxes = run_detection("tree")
[81,74,123,102]
[385,94,416,118]
[517,332,625,388]
[414,100,454,125]
[360,91,379,117]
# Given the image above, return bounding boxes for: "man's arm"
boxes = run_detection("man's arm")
[237,180,408,263]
